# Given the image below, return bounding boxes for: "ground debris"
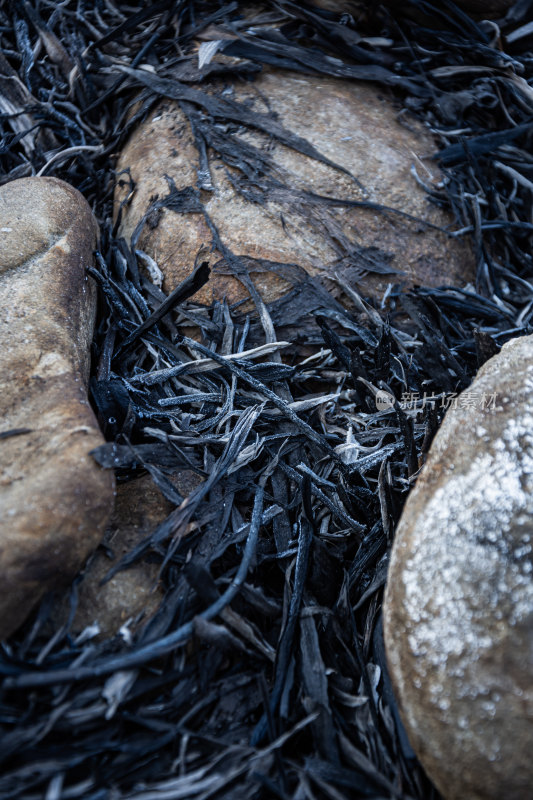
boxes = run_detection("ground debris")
[0,2,532,798]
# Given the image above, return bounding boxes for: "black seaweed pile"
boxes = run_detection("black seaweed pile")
[0,2,532,798]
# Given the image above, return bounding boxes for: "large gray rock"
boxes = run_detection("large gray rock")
[383,334,533,800]
[0,177,115,638]
[115,70,473,306]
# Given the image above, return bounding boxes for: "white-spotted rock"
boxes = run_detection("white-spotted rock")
[383,333,533,800]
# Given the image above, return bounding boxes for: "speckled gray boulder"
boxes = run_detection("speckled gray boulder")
[383,333,533,800]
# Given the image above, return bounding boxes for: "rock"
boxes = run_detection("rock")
[115,70,473,307]
[63,471,202,639]
[0,177,115,639]
[383,334,533,800]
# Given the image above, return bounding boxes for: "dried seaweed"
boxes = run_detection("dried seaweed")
[1,2,532,799]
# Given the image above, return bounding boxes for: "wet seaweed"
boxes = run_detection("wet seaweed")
[0,2,532,799]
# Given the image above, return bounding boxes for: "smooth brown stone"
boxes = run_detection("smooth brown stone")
[0,177,115,639]
[383,334,533,800]
[115,71,473,306]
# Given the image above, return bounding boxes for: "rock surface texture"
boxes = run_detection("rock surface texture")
[0,177,115,638]
[115,71,473,306]
[383,334,533,800]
